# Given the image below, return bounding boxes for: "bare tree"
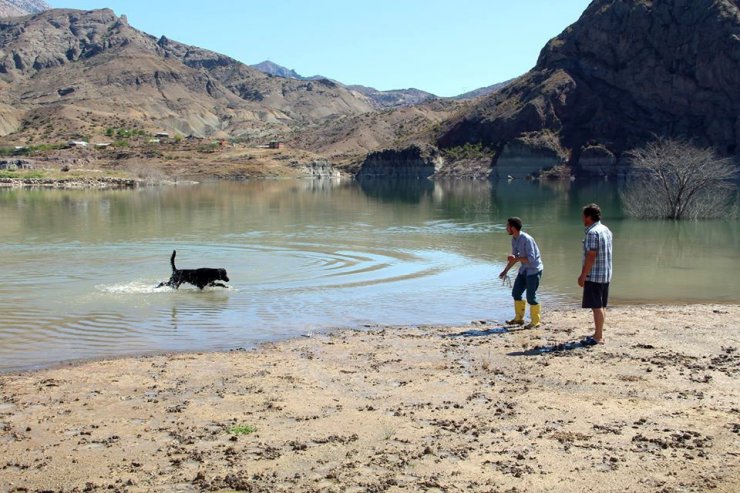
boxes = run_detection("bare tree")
[620,138,737,219]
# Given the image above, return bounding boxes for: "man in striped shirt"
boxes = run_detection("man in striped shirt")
[578,203,613,345]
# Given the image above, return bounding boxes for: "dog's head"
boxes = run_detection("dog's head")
[218,269,229,282]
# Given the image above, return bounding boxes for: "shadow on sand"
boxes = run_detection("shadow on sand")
[444,325,600,356]
[507,338,599,356]
[445,325,534,338]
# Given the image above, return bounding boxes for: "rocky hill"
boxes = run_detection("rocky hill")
[0,0,49,17]
[251,59,437,109]
[347,85,436,109]
[290,97,468,168]
[437,0,740,177]
[0,8,374,140]
[451,79,514,100]
[251,60,315,81]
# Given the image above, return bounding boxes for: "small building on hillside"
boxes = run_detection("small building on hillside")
[154,132,170,139]
[268,140,282,149]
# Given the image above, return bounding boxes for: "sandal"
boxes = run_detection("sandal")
[581,336,603,346]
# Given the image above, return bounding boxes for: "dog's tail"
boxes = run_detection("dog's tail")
[170,250,177,272]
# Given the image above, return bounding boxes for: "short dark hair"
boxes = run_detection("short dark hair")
[507,217,523,231]
[582,203,602,222]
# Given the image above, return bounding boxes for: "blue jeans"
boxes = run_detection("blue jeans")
[512,271,542,305]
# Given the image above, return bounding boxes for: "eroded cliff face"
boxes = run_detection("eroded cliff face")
[438,0,740,175]
[357,145,442,180]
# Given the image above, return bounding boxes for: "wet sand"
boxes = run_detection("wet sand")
[1,304,738,492]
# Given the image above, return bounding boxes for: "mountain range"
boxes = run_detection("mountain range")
[0,8,380,140]
[250,60,440,109]
[0,0,737,178]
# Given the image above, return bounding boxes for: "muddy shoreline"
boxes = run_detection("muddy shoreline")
[0,176,142,189]
[1,304,738,492]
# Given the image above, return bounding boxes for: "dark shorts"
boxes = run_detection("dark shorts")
[582,281,609,308]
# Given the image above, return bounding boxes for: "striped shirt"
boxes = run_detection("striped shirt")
[512,231,543,276]
[583,221,613,283]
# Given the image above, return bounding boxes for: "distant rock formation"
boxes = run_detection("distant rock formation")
[251,59,437,109]
[0,0,50,17]
[438,0,740,176]
[451,79,515,101]
[251,60,311,81]
[348,85,437,109]
[357,145,441,180]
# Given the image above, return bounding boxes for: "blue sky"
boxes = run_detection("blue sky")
[51,0,593,97]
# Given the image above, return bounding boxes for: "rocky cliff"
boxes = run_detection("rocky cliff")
[438,0,740,175]
[357,145,442,180]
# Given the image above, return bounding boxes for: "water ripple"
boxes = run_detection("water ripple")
[0,240,509,372]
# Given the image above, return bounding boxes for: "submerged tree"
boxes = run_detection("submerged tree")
[620,138,737,219]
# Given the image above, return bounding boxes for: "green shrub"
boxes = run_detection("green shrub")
[198,142,220,153]
[228,424,257,435]
[443,142,490,160]
[0,170,45,179]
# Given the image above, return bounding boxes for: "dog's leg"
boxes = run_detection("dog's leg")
[209,281,229,288]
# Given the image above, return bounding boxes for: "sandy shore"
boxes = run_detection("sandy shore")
[1,304,738,492]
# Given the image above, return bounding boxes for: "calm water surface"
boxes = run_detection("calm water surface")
[0,178,737,371]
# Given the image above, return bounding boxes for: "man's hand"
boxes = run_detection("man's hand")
[499,271,507,279]
[580,250,597,287]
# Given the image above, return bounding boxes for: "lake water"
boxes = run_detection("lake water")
[1,178,737,371]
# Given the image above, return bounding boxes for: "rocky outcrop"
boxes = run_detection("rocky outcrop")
[0,158,33,169]
[433,156,492,180]
[290,159,342,179]
[357,145,441,180]
[347,85,436,109]
[251,60,313,81]
[577,144,618,176]
[495,144,560,179]
[494,131,568,179]
[438,0,740,175]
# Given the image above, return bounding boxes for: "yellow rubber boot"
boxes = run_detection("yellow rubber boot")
[525,304,541,329]
[506,300,526,325]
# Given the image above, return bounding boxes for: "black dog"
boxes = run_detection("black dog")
[157,250,230,290]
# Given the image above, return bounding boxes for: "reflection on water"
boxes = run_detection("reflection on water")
[0,178,737,371]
